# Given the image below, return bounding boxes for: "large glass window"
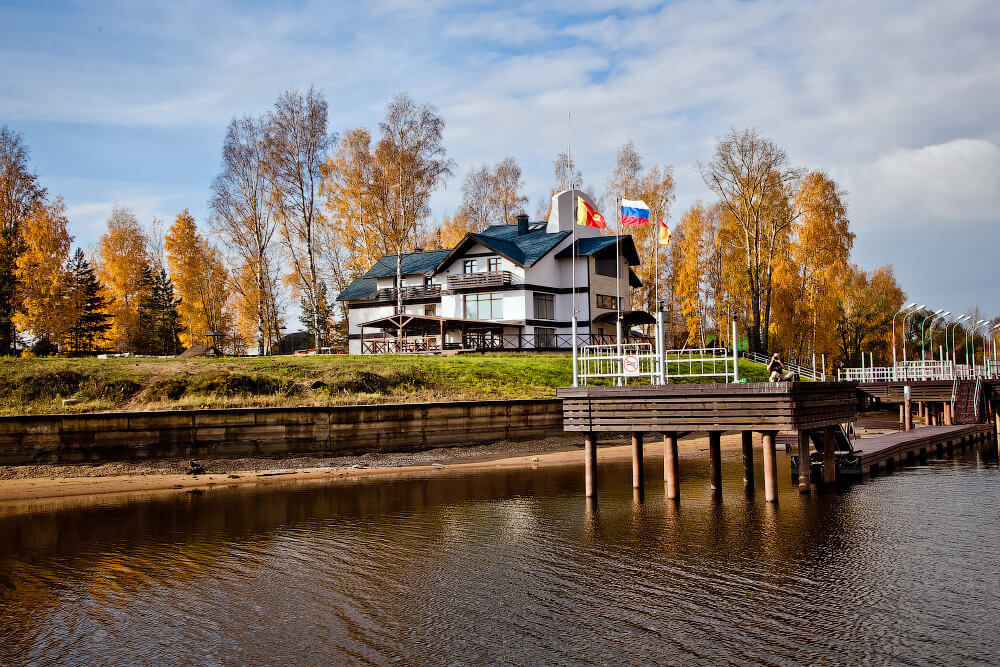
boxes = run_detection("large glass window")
[464,293,503,320]
[487,257,501,273]
[596,294,618,309]
[535,327,556,348]
[463,259,477,274]
[533,293,554,320]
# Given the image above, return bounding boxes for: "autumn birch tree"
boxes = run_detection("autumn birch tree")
[13,197,73,346]
[95,207,151,352]
[699,128,802,353]
[211,114,279,355]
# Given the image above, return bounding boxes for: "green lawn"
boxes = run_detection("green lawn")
[0,354,771,416]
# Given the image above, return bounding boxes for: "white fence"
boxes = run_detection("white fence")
[837,360,956,382]
[745,352,825,381]
[578,345,737,386]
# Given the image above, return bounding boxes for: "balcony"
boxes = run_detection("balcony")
[446,271,513,290]
[376,284,442,301]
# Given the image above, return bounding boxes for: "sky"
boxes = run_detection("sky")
[2,0,999,317]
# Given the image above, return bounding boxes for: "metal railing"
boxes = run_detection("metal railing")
[746,352,824,381]
[360,332,651,354]
[837,360,956,382]
[375,284,441,301]
[667,348,735,382]
[579,344,656,385]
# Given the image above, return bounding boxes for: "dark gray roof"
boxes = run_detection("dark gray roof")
[436,223,570,270]
[363,248,452,278]
[335,277,377,302]
[554,235,641,266]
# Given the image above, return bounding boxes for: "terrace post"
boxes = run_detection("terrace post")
[797,430,811,493]
[823,426,836,485]
[944,401,952,426]
[584,432,597,497]
[663,432,679,500]
[762,431,778,503]
[741,431,754,490]
[709,431,722,496]
[631,432,644,489]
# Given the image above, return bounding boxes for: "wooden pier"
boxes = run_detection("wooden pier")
[854,424,992,474]
[557,382,859,502]
[558,382,1000,502]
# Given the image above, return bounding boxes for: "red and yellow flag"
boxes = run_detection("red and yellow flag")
[658,220,671,245]
[576,196,606,229]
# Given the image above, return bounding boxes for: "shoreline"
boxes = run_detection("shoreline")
[0,431,754,504]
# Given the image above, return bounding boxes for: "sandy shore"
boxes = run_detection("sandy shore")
[0,431,756,503]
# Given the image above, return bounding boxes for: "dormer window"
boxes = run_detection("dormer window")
[487,257,501,273]
[463,259,476,274]
[424,275,433,286]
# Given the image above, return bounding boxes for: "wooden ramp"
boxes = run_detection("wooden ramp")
[854,424,991,474]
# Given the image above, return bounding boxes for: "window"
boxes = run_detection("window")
[463,259,477,274]
[535,327,556,348]
[595,256,618,277]
[464,293,503,320]
[597,294,618,310]
[424,304,436,316]
[424,275,434,286]
[487,257,501,273]
[533,293,554,320]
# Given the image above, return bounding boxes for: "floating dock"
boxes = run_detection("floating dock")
[854,424,992,474]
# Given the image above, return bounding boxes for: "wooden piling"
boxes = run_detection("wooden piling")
[899,404,904,428]
[904,398,912,432]
[823,426,836,484]
[797,430,811,493]
[762,431,778,503]
[709,431,722,496]
[663,432,679,500]
[741,431,754,490]
[584,432,597,497]
[631,432,644,489]
[944,401,952,426]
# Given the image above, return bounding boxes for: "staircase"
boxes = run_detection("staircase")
[952,379,983,424]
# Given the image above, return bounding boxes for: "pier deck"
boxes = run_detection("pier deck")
[854,424,991,474]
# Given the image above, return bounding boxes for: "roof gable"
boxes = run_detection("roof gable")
[362,248,452,278]
[436,223,570,271]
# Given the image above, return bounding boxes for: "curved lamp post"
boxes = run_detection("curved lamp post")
[927,311,950,362]
[947,315,971,370]
[902,304,926,364]
[966,319,986,369]
[892,302,917,378]
[920,309,945,361]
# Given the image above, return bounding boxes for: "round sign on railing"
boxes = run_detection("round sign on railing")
[623,354,640,376]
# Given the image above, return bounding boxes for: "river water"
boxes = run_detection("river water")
[1,442,998,665]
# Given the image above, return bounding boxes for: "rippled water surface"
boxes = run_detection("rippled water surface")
[1,442,999,665]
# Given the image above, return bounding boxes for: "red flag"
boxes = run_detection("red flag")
[576,196,606,229]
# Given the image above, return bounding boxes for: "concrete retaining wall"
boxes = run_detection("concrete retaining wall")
[0,399,564,465]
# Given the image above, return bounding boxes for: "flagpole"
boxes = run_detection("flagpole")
[569,111,579,387]
[616,195,623,386]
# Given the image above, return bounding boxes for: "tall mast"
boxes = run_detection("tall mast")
[569,111,578,386]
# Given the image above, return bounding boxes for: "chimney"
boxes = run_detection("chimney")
[516,214,529,235]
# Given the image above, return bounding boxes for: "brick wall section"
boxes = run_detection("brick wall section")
[0,399,564,465]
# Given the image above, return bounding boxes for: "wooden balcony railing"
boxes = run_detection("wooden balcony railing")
[446,271,513,290]
[375,284,442,301]
[360,332,651,354]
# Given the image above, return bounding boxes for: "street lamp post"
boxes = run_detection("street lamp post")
[892,302,917,379]
[966,319,984,369]
[927,311,950,361]
[902,304,926,364]
[947,315,970,370]
[920,308,945,361]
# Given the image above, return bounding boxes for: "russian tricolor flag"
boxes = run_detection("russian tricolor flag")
[620,198,650,226]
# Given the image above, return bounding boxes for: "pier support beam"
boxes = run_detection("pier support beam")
[899,405,904,428]
[944,402,952,426]
[741,431,754,491]
[708,431,722,496]
[823,426,836,485]
[663,432,679,500]
[631,432,644,489]
[762,431,778,503]
[797,430,811,493]
[709,432,722,496]
[904,397,912,431]
[584,432,597,497]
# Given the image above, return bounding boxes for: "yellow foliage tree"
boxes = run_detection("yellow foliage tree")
[671,203,712,346]
[836,264,904,367]
[165,209,233,348]
[95,206,150,352]
[13,197,73,345]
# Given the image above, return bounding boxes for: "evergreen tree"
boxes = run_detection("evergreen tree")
[299,282,334,348]
[135,265,183,355]
[65,248,110,352]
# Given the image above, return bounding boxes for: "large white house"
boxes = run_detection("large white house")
[337,190,648,354]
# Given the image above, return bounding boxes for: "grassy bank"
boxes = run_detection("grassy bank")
[0,354,770,416]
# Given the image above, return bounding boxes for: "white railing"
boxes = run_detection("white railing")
[578,345,737,385]
[579,343,656,385]
[667,348,736,382]
[746,352,824,381]
[837,360,956,382]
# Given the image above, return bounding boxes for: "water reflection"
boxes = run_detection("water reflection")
[0,440,998,665]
